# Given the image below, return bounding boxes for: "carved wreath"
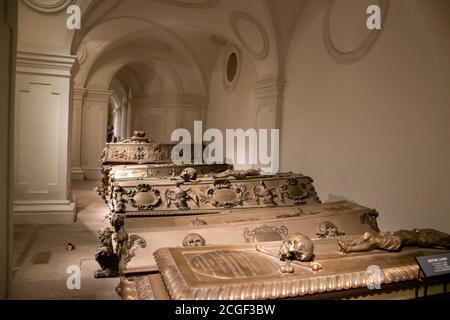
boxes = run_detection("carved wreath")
[127,184,162,211]
[199,180,251,208]
[280,178,310,204]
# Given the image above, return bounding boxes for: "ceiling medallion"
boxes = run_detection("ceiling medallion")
[22,0,74,14]
[323,0,389,64]
[152,0,220,9]
[230,12,269,60]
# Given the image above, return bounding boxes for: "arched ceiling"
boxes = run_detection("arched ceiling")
[72,0,310,97]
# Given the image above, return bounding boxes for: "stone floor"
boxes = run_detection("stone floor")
[10,181,121,300]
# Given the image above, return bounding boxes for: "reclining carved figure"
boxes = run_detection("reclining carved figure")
[212,168,261,180]
[338,229,450,254]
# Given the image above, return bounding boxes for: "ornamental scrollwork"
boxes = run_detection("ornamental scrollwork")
[200,180,251,208]
[243,225,289,243]
[253,181,285,207]
[165,183,199,211]
[280,178,311,205]
[127,184,162,211]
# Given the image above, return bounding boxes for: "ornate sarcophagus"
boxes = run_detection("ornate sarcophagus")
[107,172,321,217]
[120,242,447,300]
[122,201,379,272]
[101,132,177,166]
[96,133,450,300]
[120,236,450,300]
[102,163,230,205]
[99,131,230,202]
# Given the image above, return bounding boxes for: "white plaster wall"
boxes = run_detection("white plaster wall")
[131,96,205,143]
[14,72,73,203]
[281,0,450,232]
[207,46,259,167]
[132,104,178,143]
[207,46,258,133]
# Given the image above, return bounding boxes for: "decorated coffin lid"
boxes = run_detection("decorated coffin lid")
[101,131,206,165]
[108,163,231,182]
[111,173,321,216]
[124,201,380,272]
[124,200,377,233]
[146,242,445,300]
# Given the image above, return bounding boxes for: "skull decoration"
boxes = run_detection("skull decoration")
[182,233,206,247]
[316,221,345,239]
[180,168,198,182]
[279,233,314,262]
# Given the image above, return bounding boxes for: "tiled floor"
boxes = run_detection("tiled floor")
[10,181,121,300]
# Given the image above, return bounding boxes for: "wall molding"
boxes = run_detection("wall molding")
[14,200,76,224]
[21,0,73,15]
[84,89,113,103]
[73,87,87,102]
[230,11,270,61]
[323,0,389,65]
[16,51,77,78]
[253,76,285,100]
[153,0,220,9]
[132,94,208,109]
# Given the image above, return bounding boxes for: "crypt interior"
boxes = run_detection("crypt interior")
[0,0,450,300]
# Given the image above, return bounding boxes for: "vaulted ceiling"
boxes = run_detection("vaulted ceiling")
[72,0,309,96]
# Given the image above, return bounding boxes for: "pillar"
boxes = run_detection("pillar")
[81,90,112,180]
[253,76,285,130]
[253,76,285,173]
[71,88,86,180]
[13,50,78,224]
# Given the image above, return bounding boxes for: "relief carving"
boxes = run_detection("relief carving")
[212,168,261,180]
[360,209,381,233]
[338,229,450,254]
[253,181,285,206]
[132,146,148,161]
[200,180,251,208]
[95,214,146,278]
[120,131,153,144]
[165,183,199,210]
[280,178,310,205]
[191,218,208,226]
[327,204,355,212]
[127,185,162,211]
[111,185,127,213]
[180,167,198,182]
[316,221,345,239]
[113,148,128,160]
[182,233,206,247]
[243,225,289,243]
[276,208,306,219]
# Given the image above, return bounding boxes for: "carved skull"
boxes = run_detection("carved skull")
[279,233,314,262]
[182,233,206,247]
[316,221,343,238]
[180,168,198,182]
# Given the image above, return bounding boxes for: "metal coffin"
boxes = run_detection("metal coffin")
[121,242,448,300]
[109,173,321,217]
[123,201,378,272]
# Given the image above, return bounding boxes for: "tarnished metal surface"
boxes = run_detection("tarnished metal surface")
[108,173,321,216]
[123,201,376,272]
[141,242,447,300]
